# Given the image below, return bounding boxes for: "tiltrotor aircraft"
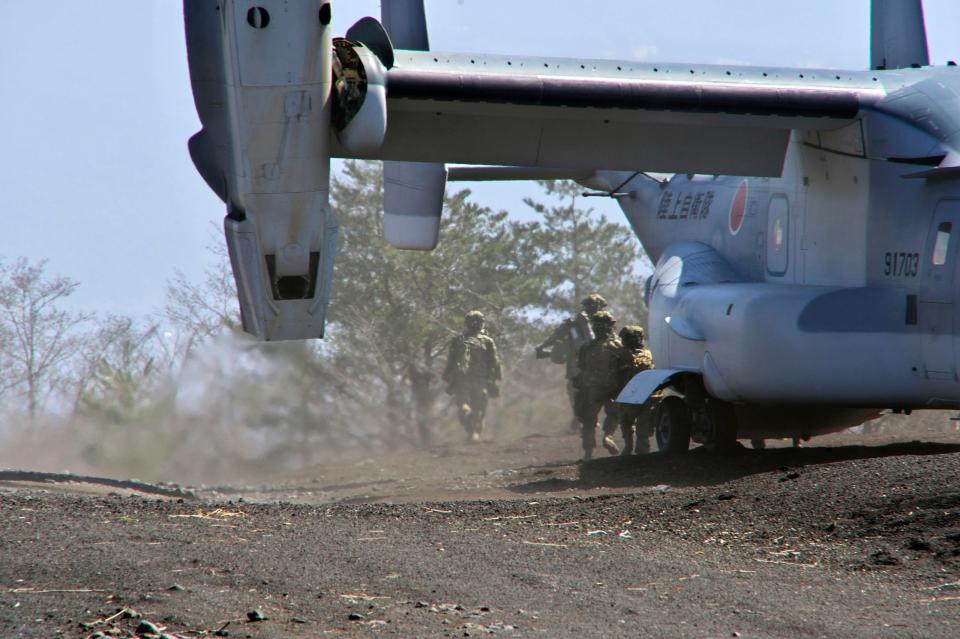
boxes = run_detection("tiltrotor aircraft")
[183,0,960,452]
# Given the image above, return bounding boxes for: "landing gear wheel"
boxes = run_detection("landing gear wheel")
[751,438,766,450]
[655,396,692,454]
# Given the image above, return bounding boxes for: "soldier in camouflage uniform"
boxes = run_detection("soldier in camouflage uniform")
[616,325,656,455]
[574,311,623,460]
[443,311,502,443]
[535,294,608,432]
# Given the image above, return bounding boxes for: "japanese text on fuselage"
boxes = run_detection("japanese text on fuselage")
[657,191,715,220]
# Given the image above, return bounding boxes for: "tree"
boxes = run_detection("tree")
[247,340,356,466]
[0,257,92,421]
[163,229,241,361]
[127,166,653,463]
[71,316,186,476]
[162,234,351,468]
[522,180,650,328]
[328,161,547,445]
[74,316,164,424]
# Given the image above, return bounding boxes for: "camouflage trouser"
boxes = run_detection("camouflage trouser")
[619,403,655,453]
[577,387,619,452]
[453,384,489,436]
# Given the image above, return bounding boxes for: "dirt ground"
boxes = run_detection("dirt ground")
[2,418,960,638]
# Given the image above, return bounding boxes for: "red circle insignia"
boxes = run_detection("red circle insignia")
[728,180,748,235]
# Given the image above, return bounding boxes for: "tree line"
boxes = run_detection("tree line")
[0,161,649,479]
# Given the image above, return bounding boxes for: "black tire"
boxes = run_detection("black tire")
[655,396,692,454]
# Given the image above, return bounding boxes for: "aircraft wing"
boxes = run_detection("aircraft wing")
[333,51,885,177]
[182,2,890,341]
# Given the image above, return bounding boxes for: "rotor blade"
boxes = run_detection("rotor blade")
[381,0,444,252]
[871,0,929,70]
[382,0,429,50]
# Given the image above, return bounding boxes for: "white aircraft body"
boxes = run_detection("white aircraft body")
[183,0,960,450]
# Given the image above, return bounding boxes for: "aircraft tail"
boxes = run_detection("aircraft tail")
[381,0,447,250]
[871,0,929,70]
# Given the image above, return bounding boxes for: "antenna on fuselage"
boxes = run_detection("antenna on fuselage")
[871,0,929,70]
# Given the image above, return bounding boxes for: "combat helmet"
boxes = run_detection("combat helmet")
[580,293,608,315]
[589,310,616,329]
[619,325,645,348]
[464,310,485,331]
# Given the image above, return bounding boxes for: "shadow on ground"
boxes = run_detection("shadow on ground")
[508,440,960,494]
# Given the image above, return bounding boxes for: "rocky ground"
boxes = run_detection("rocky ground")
[1,421,960,638]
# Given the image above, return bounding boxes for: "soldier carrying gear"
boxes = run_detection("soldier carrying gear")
[443,311,502,443]
[535,293,609,432]
[573,310,623,460]
[616,325,656,455]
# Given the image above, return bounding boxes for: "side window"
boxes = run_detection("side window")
[932,222,952,266]
[766,196,789,276]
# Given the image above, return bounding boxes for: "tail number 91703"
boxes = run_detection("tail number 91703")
[883,252,920,277]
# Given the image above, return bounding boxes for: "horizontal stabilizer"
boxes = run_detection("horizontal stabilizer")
[184,0,338,341]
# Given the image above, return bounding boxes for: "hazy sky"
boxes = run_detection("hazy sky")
[1,1,957,318]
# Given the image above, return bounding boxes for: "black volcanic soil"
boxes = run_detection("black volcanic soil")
[2,422,960,638]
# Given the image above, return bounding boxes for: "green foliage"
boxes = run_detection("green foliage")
[76,317,162,425]
[327,162,649,444]
[1,163,651,473]
[164,230,242,359]
[522,180,648,327]
[328,161,551,443]
[331,161,544,358]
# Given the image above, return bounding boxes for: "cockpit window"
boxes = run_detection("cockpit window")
[933,222,952,266]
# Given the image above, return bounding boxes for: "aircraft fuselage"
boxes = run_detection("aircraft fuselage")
[614,114,960,425]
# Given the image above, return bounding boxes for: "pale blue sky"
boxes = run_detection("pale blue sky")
[0,1,957,318]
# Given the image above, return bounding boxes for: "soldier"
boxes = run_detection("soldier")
[574,310,623,461]
[535,294,609,432]
[442,311,502,443]
[616,325,656,455]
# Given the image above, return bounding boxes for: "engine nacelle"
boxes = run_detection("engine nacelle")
[332,39,388,155]
[185,0,339,341]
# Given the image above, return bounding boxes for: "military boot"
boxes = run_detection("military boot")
[581,447,594,462]
[621,434,635,457]
[602,435,621,455]
[465,423,479,444]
